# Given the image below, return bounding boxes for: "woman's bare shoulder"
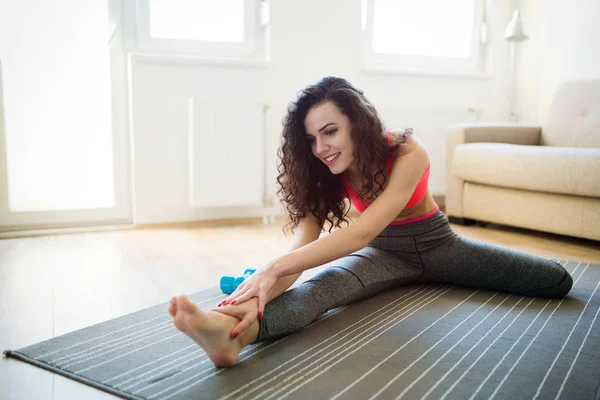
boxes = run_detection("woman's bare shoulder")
[387,128,427,158]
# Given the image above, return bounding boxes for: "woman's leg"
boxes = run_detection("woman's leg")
[256,246,423,341]
[416,223,573,298]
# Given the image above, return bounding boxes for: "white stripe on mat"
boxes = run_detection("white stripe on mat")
[61,325,179,369]
[151,286,439,400]
[56,300,223,369]
[487,263,591,400]
[284,261,573,400]
[104,344,198,383]
[217,286,431,400]
[77,324,269,379]
[555,283,600,400]
[74,332,185,374]
[419,296,531,400]
[136,304,351,399]
[464,262,587,400]
[119,341,265,391]
[122,353,208,391]
[57,325,177,367]
[257,288,465,400]
[118,350,203,389]
[533,266,600,399]
[331,292,500,400]
[367,293,511,400]
[393,294,514,399]
[437,261,578,399]
[39,294,224,360]
[400,260,573,400]
[49,320,177,363]
[112,341,264,387]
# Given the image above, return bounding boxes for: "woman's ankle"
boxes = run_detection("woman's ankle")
[239,319,260,347]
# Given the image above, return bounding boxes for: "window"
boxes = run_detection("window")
[136,0,268,58]
[0,0,116,213]
[362,0,488,75]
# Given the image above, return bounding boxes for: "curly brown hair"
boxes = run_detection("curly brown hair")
[276,77,408,235]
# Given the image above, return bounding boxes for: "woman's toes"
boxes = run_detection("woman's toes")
[177,295,198,314]
[168,296,179,317]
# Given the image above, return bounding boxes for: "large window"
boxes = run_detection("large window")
[1,1,114,212]
[0,0,132,233]
[362,0,488,75]
[136,0,267,58]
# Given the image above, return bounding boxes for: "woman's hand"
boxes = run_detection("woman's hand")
[219,267,278,318]
[213,297,259,338]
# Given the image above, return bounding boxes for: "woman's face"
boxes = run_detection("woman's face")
[304,101,356,175]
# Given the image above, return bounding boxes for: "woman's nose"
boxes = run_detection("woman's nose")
[315,137,329,154]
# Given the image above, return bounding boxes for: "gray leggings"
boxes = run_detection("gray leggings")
[255,210,573,342]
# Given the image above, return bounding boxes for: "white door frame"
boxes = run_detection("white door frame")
[0,0,134,237]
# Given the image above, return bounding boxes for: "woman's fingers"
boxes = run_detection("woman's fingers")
[220,286,246,306]
[222,283,247,305]
[230,285,258,304]
[213,305,239,318]
[231,314,257,338]
[257,294,266,319]
[229,289,255,305]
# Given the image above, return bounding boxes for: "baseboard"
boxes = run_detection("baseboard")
[0,193,447,238]
[0,223,136,239]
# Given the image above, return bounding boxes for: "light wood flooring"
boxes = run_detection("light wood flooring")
[1,211,599,399]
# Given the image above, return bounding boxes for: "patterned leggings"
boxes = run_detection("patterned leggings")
[256,210,572,342]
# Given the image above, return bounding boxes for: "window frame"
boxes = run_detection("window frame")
[135,0,262,58]
[362,0,488,75]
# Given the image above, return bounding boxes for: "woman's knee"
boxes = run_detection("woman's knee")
[306,266,365,292]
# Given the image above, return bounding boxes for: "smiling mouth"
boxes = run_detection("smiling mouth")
[324,153,340,163]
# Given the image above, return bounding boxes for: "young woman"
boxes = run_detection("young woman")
[168,76,573,367]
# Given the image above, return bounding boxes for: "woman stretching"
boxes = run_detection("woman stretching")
[168,76,573,367]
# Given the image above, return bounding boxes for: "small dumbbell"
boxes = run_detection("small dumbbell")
[220,268,257,295]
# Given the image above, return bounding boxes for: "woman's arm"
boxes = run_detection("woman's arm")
[268,137,430,279]
[215,211,322,336]
[223,136,430,312]
[265,212,323,303]
[219,210,322,307]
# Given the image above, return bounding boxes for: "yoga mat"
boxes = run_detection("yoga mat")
[4,261,600,400]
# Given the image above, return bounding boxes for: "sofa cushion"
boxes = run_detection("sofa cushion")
[452,143,600,197]
[542,79,600,148]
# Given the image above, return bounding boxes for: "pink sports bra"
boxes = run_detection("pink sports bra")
[342,131,430,214]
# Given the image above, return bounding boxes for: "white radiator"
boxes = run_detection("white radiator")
[378,107,482,195]
[187,98,268,209]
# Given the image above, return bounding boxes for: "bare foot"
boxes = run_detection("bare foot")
[170,295,249,367]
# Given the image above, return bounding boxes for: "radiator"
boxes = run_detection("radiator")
[187,98,270,210]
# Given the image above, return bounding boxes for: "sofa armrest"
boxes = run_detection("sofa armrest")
[445,123,542,218]
[449,123,542,146]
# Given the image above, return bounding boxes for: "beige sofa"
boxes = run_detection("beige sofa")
[446,79,600,241]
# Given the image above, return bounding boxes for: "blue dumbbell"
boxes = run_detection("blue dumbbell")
[220,268,257,295]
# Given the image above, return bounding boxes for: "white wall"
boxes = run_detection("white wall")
[516,0,600,123]
[127,0,520,224]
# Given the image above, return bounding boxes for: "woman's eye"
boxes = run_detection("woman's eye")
[325,129,337,135]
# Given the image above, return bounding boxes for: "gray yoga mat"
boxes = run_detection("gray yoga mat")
[4,260,600,400]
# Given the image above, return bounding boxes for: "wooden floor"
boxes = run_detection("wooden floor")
[1,212,599,400]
